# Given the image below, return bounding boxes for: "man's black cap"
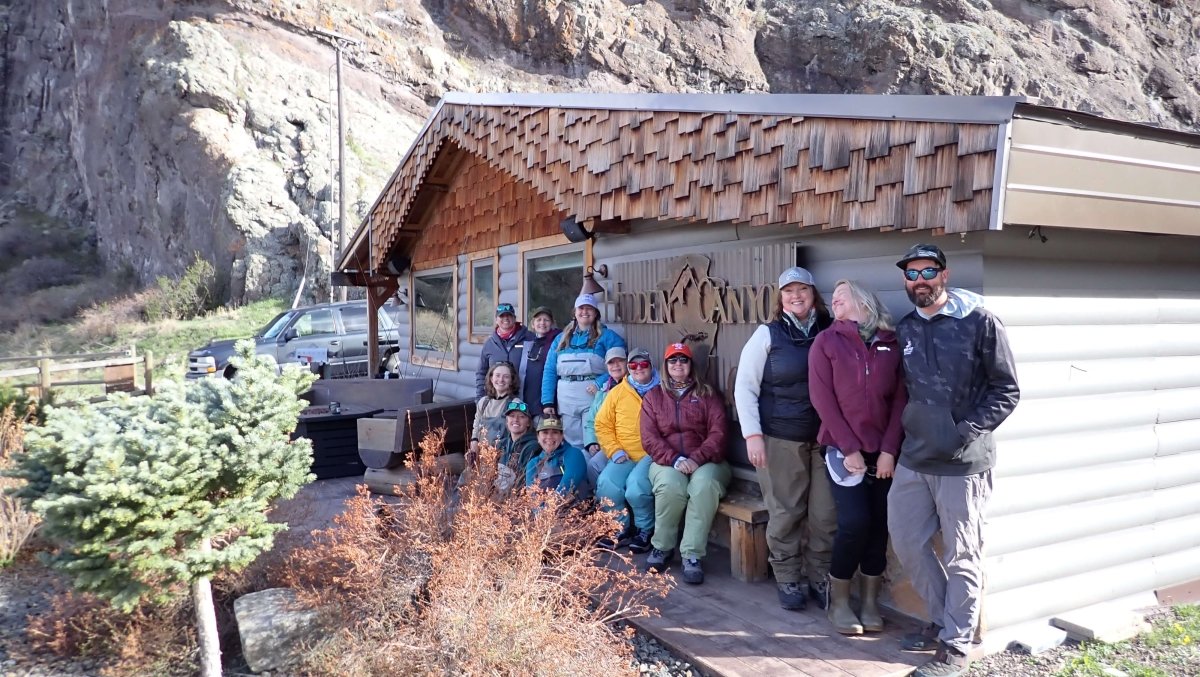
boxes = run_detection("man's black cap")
[896,244,948,270]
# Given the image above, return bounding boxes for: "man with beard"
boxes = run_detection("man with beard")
[889,244,1020,677]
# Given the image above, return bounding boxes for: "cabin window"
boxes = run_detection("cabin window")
[469,256,496,340]
[410,266,457,369]
[525,249,584,330]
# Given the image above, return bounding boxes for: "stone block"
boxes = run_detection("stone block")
[234,587,321,673]
[1051,608,1150,643]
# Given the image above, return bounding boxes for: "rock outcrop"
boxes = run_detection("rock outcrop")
[0,0,1196,304]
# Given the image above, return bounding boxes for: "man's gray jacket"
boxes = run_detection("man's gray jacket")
[896,289,1020,476]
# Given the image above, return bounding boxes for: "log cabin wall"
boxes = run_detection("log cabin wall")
[368,104,1001,271]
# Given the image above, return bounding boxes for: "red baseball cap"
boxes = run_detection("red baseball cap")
[664,342,692,360]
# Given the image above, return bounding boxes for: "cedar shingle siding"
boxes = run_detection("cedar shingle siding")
[369,104,1000,269]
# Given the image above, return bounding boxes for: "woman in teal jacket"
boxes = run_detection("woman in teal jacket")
[541,293,625,447]
[525,416,590,501]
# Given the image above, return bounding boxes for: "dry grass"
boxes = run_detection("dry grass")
[282,430,670,676]
[0,404,39,567]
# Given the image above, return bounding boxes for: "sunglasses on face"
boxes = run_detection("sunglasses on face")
[628,360,651,370]
[904,267,943,281]
[666,356,690,365]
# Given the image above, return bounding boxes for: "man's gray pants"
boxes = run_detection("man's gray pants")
[887,464,992,654]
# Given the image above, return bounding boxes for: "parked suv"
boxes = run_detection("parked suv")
[186,301,401,380]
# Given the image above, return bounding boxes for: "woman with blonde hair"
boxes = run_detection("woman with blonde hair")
[809,279,906,635]
[541,294,625,447]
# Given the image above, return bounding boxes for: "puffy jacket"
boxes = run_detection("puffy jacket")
[517,328,561,417]
[640,384,728,466]
[896,289,1020,476]
[583,375,620,450]
[808,320,906,457]
[593,378,649,462]
[476,325,536,398]
[541,323,626,407]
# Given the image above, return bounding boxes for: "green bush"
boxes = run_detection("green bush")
[143,254,217,322]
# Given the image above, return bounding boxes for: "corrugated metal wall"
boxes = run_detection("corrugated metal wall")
[980,227,1200,641]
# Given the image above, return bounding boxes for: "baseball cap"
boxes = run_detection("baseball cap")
[604,346,627,363]
[777,266,815,289]
[531,306,553,320]
[664,342,692,360]
[574,293,599,310]
[537,416,564,432]
[495,302,516,316]
[504,400,531,417]
[896,244,948,270]
[627,347,651,363]
[825,447,865,488]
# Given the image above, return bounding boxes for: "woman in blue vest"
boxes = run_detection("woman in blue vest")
[540,293,625,447]
[734,266,834,612]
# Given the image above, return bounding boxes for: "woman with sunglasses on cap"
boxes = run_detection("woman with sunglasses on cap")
[517,306,561,419]
[541,293,626,447]
[735,266,835,611]
[493,399,541,497]
[469,361,519,462]
[592,348,658,553]
[476,302,535,399]
[809,279,906,635]
[640,342,730,584]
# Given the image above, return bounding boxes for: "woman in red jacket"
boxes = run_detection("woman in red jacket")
[809,279,907,635]
[640,342,730,584]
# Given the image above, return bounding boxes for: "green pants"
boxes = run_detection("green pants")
[756,437,836,584]
[648,461,731,559]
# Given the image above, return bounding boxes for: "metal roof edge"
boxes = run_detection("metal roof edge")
[440,92,1030,124]
[1013,102,1200,149]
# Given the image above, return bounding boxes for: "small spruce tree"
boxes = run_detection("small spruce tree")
[7,341,317,677]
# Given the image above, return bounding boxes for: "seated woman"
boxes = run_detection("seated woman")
[593,348,658,552]
[494,399,540,497]
[525,416,590,501]
[469,361,518,461]
[582,346,628,489]
[640,342,730,583]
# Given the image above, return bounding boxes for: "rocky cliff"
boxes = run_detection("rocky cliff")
[0,0,1196,306]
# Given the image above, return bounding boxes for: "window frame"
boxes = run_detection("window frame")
[408,264,459,370]
[519,236,584,332]
[467,250,499,344]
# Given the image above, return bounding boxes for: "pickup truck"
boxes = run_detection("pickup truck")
[186,300,402,380]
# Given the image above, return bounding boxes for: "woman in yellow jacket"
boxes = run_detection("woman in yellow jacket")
[593,348,658,552]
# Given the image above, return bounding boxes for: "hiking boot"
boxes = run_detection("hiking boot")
[912,642,969,677]
[827,576,863,635]
[777,582,807,611]
[681,557,704,585]
[859,574,884,632]
[597,523,635,551]
[901,622,943,652]
[626,528,654,554]
[645,548,673,573]
[809,578,830,610]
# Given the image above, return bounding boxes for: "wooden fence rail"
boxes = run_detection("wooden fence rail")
[0,346,155,403]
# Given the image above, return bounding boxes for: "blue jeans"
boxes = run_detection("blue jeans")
[595,456,654,530]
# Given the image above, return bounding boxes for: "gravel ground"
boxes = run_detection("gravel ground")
[0,558,101,677]
[629,630,704,677]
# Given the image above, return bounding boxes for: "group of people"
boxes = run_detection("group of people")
[465,243,1020,677]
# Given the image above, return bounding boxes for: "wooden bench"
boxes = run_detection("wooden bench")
[715,493,770,583]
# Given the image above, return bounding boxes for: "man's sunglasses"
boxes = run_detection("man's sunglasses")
[666,356,691,364]
[628,360,652,370]
[903,267,943,281]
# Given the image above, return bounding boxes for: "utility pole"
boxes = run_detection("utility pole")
[313,28,361,303]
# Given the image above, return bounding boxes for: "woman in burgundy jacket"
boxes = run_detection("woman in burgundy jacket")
[808,279,907,635]
[639,342,730,584]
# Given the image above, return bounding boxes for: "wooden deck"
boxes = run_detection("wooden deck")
[627,550,927,677]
